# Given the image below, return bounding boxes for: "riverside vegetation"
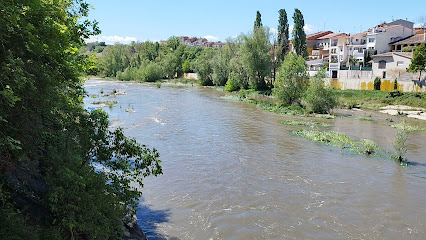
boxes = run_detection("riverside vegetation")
[81,9,425,168]
[1,1,162,239]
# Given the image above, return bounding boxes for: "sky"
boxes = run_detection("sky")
[86,0,426,44]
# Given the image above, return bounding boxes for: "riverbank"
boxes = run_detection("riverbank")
[84,78,426,239]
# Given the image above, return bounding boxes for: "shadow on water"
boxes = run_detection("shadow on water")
[136,204,179,240]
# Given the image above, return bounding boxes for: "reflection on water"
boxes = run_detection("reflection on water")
[84,78,426,240]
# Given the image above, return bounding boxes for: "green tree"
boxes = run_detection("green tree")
[182,59,191,73]
[241,27,271,90]
[254,11,262,29]
[304,69,338,113]
[273,53,308,105]
[0,1,162,239]
[212,45,232,86]
[408,44,426,80]
[193,48,216,85]
[277,9,290,62]
[226,40,249,91]
[292,9,308,59]
[167,36,181,51]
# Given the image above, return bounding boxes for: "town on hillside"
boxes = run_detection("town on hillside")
[160,36,227,49]
[300,19,425,82]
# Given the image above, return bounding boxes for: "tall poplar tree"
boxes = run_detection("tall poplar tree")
[292,9,308,59]
[254,11,262,29]
[277,9,289,62]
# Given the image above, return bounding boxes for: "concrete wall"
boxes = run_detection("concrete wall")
[182,73,199,80]
[325,77,426,92]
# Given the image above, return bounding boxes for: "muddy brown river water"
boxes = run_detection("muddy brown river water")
[84,78,426,240]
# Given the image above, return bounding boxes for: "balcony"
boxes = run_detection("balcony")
[329,63,339,69]
[346,40,366,45]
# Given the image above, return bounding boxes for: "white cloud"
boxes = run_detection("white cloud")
[289,25,294,33]
[304,24,314,34]
[86,35,138,45]
[269,28,278,35]
[203,35,220,41]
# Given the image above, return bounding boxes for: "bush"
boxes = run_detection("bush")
[304,70,338,113]
[374,77,381,90]
[394,79,398,90]
[393,120,408,163]
[182,60,191,73]
[273,53,308,106]
[140,62,162,82]
[225,72,241,91]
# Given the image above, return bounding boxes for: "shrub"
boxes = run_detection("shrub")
[394,79,398,90]
[393,120,408,163]
[225,72,241,91]
[182,60,191,73]
[273,53,308,106]
[140,62,162,82]
[304,69,338,113]
[374,77,381,90]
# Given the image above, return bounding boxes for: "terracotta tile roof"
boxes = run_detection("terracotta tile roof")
[390,34,426,45]
[306,31,333,40]
[317,32,348,40]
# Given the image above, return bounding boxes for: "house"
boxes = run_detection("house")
[306,31,333,59]
[389,33,426,51]
[366,22,414,54]
[371,52,413,79]
[318,32,348,78]
[344,31,368,65]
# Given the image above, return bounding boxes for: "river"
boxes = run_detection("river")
[84,78,426,240]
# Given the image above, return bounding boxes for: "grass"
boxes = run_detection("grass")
[335,89,426,110]
[293,129,383,156]
[391,122,426,131]
[281,120,330,127]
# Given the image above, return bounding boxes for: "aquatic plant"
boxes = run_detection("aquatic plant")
[281,120,330,127]
[293,129,382,156]
[391,122,426,132]
[393,121,409,164]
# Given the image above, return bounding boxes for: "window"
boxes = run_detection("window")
[356,39,359,42]
[397,61,404,66]
[368,38,375,43]
[379,60,386,69]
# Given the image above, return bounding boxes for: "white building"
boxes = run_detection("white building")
[318,33,348,78]
[345,31,368,65]
[371,52,413,79]
[366,24,414,54]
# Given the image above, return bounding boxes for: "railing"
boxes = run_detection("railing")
[329,63,339,68]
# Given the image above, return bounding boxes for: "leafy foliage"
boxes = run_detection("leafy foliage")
[273,53,308,105]
[374,77,381,90]
[393,120,408,163]
[408,44,426,80]
[240,27,271,90]
[0,1,162,239]
[254,11,262,29]
[292,9,308,59]
[277,9,290,62]
[304,69,338,113]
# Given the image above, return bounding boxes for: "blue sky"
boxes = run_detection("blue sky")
[87,0,426,44]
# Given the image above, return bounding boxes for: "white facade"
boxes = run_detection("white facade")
[372,52,413,79]
[366,25,414,53]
